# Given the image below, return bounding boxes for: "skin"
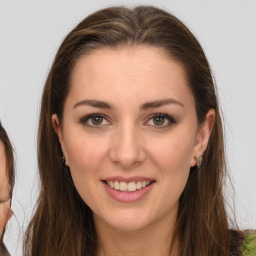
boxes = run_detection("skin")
[0,141,12,239]
[53,46,215,256]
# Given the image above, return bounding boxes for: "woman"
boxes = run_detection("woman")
[0,122,14,256]
[24,6,255,256]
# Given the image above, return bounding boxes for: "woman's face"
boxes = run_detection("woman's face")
[0,141,11,238]
[53,46,214,232]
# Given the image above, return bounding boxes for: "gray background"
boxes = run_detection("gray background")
[0,0,255,255]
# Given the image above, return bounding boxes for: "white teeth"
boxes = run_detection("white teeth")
[119,182,128,191]
[106,180,152,191]
[114,181,120,190]
[136,181,142,189]
[128,182,136,192]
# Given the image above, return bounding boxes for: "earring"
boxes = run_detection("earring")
[62,155,68,166]
[194,154,202,168]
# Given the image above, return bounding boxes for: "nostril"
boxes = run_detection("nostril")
[109,140,146,168]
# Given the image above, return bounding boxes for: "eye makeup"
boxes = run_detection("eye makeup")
[79,112,177,130]
[79,113,110,128]
[145,113,177,129]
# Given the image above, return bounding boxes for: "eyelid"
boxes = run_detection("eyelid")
[0,197,11,203]
[79,113,176,129]
[145,113,176,129]
[79,113,111,128]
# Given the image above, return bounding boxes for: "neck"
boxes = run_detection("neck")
[94,213,179,256]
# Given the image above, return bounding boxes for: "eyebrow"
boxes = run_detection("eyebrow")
[73,100,112,109]
[73,98,184,110]
[141,98,184,110]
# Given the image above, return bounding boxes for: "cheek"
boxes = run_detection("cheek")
[0,171,9,199]
[64,135,108,207]
[0,203,11,236]
[148,133,194,214]
[147,129,195,202]
[149,130,195,172]
[64,133,109,192]
[66,137,107,172]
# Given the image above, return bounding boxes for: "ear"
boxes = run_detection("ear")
[52,114,63,145]
[52,114,69,166]
[190,109,215,167]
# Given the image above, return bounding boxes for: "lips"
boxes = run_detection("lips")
[105,180,151,192]
[102,176,155,202]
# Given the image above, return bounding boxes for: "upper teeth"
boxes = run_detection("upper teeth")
[106,181,151,192]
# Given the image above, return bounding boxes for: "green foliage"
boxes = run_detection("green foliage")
[242,231,256,256]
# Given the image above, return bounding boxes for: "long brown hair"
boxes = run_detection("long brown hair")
[24,6,243,256]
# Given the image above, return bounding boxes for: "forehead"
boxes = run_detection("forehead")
[71,46,187,83]
[68,46,194,108]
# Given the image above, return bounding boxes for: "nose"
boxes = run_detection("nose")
[109,124,146,168]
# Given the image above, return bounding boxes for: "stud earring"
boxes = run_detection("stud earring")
[62,155,68,166]
[194,154,202,168]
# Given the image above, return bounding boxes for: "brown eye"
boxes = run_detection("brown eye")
[91,116,103,125]
[80,113,110,128]
[146,114,176,129]
[153,116,165,125]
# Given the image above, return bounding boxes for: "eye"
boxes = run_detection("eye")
[146,114,176,129]
[0,197,10,203]
[80,113,110,128]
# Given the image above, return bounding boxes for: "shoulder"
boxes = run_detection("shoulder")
[241,230,256,256]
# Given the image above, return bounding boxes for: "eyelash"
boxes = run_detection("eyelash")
[79,113,176,129]
[147,114,176,129]
[79,113,109,129]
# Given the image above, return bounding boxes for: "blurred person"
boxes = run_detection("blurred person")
[0,122,14,256]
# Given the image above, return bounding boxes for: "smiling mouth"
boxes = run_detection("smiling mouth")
[103,180,154,192]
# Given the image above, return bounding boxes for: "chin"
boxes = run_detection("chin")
[96,209,154,232]
[110,220,150,232]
